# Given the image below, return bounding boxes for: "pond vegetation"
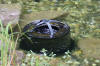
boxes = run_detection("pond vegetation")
[0,0,100,66]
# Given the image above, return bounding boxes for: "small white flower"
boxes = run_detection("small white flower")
[43,53,47,56]
[67,55,71,58]
[92,63,96,66]
[65,50,70,55]
[74,61,80,65]
[95,60,100,63]
[62,55,67,59]
[84,58,89,64]
[21,63,26,66]
[66,60,73,64]
[26,53,31,57]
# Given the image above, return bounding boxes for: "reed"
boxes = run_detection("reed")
[0,20,17,66]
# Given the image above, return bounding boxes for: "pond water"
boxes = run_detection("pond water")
[0,0,100,66]
[15,0,100,66]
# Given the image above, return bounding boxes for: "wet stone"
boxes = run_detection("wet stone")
[19,19,71,55]
[0,4,21,28]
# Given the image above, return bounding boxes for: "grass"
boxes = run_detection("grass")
[0,19,10,66]
[0,20,19,66]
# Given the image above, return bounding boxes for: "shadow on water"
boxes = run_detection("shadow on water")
[55,38,78,56]
[18,35,77,57]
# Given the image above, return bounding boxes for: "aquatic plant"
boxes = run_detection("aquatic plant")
[0,20,20,66]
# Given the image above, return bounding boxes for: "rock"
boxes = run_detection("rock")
[13,50,25,65]
[49,58,61,66]
[78,38,100,59]
[0,4,22,28]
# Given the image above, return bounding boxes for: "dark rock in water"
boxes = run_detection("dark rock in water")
[19,19,71,54]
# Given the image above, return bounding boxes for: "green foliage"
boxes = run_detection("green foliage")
[21,50,100,66]
[0,20,18,66]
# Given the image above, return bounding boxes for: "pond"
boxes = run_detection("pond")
[0,0,100,66]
